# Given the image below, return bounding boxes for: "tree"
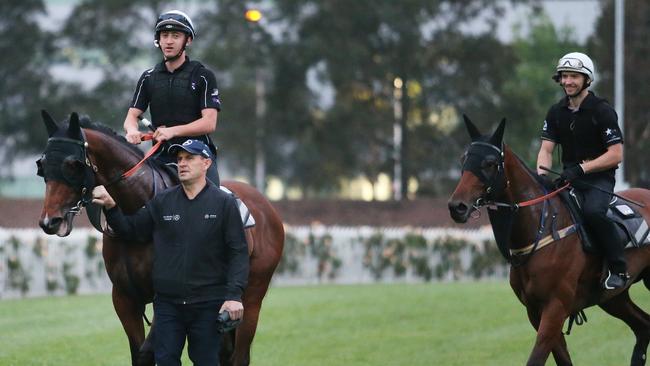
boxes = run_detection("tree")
[499,9,582,167]
[0,0,55,165]
[589,0,650,187]
[274,0,528,198]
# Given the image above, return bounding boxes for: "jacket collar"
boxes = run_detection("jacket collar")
[559,91,600,110]
[154,56,191,74]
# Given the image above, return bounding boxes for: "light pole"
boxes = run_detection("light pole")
[246,9,266,192]
[393,77,403,201]
[614,0,627,190]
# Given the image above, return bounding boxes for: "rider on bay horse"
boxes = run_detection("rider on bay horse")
[123,10,222,185]
[536,51,628,289]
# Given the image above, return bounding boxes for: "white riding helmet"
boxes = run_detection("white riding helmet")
[553,52,595,84]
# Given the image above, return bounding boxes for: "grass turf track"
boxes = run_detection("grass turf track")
[1,282,648,365]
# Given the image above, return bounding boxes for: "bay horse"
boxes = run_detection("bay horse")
[448,116,650,366]
[36,111,284,366]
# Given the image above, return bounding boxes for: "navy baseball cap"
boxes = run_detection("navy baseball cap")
[169,139,214,159]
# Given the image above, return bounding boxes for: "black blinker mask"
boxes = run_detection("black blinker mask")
[460,141,506,198]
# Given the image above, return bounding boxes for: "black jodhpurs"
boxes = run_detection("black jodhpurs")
[575,174,627,273]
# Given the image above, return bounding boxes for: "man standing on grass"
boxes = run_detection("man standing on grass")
[93,139,248,365]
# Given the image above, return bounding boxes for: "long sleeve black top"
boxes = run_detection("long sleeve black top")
[105,182,248,304]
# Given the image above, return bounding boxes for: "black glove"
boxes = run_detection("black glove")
[538,174,554,188]
[216,311,242,334]
[560,164,584,183]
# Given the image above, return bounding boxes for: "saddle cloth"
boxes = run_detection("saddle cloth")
[561,189,650,252]
[220,186,256,229]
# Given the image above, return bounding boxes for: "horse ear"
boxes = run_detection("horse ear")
[67,112,82,140]
[41,110,59,137]
[463,114,482,141]
[489,118,506,146]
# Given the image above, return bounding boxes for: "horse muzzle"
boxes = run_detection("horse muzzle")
[39,213,74,237]
[448,200,471,223]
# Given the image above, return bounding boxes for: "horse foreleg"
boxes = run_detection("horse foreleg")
[526,299,570,366]
[599,290,650,366]
[112,287,153,366]
[228,281,271,366]
[526,305,573,366]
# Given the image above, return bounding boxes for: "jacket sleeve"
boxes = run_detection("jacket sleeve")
[222,197,249,301]
[197,68,221,111]
[595,103,623,147]
[104,204,155,243]
[541,105,559,143]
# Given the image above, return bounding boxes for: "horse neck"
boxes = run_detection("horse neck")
[500,147,558,249]
[85,129,156,211]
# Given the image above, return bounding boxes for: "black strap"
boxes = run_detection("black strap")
[564,310,588,335]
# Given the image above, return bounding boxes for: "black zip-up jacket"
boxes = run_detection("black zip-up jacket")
[105,182,248,304]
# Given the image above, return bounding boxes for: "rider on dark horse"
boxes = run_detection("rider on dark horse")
[536,51,628,289]
[123,10,221,186]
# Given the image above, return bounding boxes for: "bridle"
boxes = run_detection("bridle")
[37,131,162,221]
[36,133,98,221]
[460,141,509,215]
[461,141,568,215]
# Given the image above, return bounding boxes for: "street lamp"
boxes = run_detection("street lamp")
[393,77,403,201]
[245,9,267,192]
[245,9,263,22]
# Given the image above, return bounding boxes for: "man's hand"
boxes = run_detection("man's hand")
[92,186,116,209]
[153,126,177,142]
[560,164,585,182]
[125,129,143,144]
[538,174,554,188]
[220,300,244,320]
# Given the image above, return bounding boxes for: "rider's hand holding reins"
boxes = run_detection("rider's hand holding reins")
[125,128,143,145]
[560,164,585,183]
[92,186,116,209]
[153,125,177,142]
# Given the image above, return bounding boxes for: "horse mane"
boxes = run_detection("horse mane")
[62,115,144,158]
[505,144,556,191]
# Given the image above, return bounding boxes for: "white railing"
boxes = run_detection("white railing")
[0,225,502,299]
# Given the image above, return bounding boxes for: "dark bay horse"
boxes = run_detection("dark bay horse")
[448,116,650,366]
[36,111,284,366]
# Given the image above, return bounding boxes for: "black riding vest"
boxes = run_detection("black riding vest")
[149,60,209,147]
[551,95,610,166]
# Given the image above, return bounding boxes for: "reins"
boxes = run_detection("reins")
[120,133,163,179]
[513,183,570,209]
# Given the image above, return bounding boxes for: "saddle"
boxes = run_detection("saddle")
[559,188,650,253]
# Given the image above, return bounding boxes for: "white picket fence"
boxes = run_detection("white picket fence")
[0,225,501,299]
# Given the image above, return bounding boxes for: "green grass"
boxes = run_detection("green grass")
[1,282,649,365]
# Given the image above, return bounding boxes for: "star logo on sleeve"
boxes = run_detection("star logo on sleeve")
[605,128,613,136]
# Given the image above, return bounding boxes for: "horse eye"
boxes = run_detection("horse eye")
[62,157,84,180]
[481,158,497,169]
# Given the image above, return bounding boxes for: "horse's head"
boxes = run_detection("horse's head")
[448,115,507,223]
[37,110,96,236]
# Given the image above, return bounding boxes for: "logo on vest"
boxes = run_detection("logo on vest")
[204,213,218,219]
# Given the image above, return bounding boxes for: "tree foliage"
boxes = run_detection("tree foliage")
[589,0,650,187]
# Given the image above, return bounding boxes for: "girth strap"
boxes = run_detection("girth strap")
[510,224,578,256]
